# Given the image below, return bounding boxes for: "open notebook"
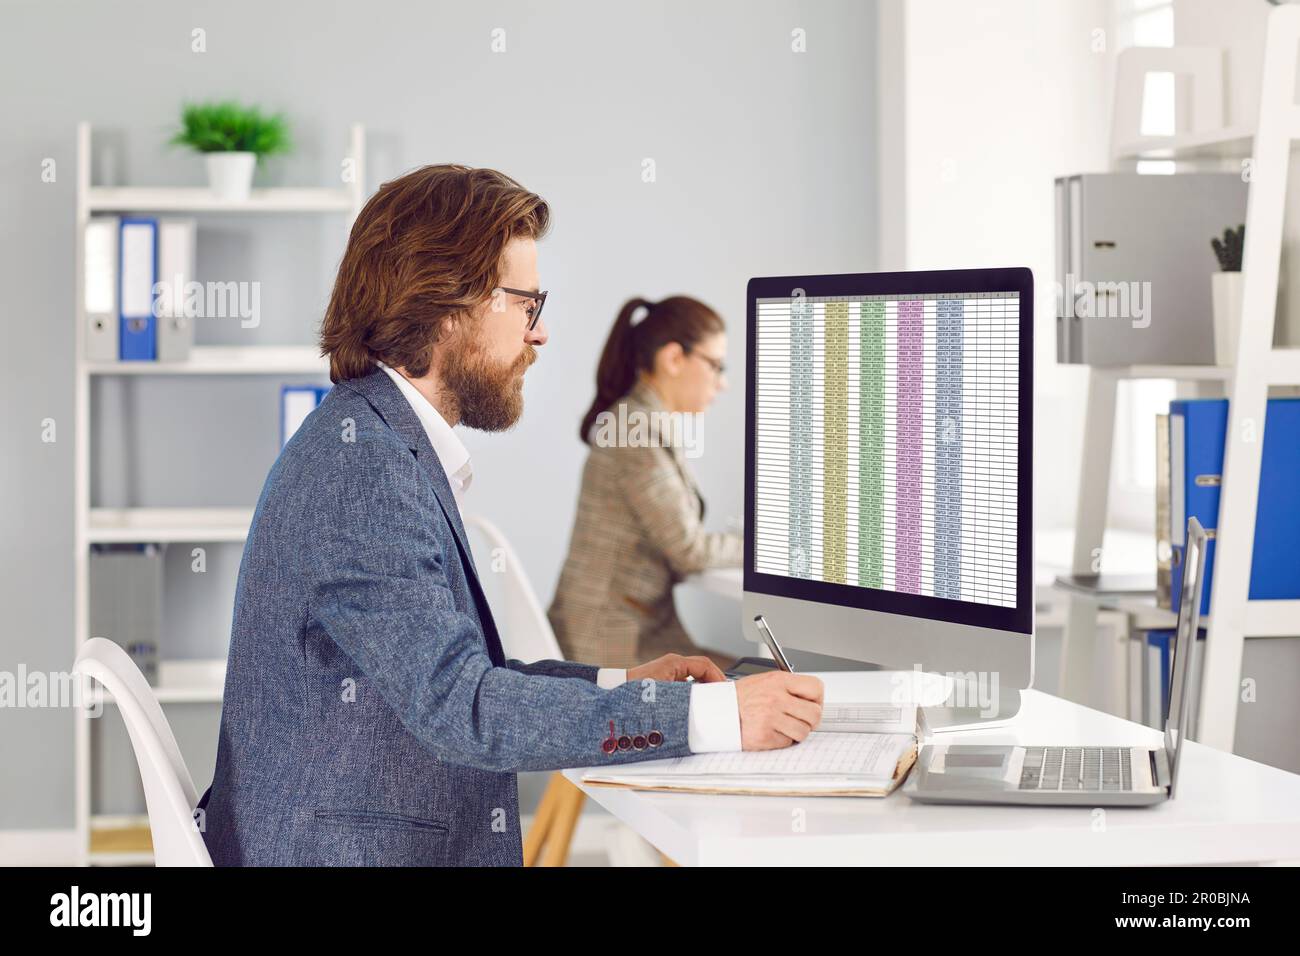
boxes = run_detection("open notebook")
[583,732,919,797]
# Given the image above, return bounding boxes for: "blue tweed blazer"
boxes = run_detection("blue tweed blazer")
[198,367,692,865]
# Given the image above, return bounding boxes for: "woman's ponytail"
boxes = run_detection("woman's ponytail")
[579,297,651,443]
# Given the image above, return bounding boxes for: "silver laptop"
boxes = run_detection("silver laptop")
[904,517,1207,807]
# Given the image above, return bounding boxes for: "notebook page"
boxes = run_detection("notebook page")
[594,732,912,780]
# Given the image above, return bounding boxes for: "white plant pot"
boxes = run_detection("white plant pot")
[1211,270,1245,366]
[205,152,256,202]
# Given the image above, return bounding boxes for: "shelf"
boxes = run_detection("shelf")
[90,659,226,705]
[1103,364,1233,381]
[87,186,355,213]
[1059,589,1300,638]
[1243,600,1300,638]
[84,344,329,376]
[1113,125,1257,161]
[87,506,253,543]
[1263,349,1300,385]
[1072,355,1300,385]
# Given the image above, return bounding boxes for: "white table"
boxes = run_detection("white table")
[681,566,742,599]
[566,689,1300,866]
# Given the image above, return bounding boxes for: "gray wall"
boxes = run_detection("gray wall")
[0,0,880,828]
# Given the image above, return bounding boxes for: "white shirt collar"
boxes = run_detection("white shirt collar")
[377,362,473,502]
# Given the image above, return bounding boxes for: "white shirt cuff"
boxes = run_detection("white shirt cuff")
[687,681,742,752]
[595,668,627,690]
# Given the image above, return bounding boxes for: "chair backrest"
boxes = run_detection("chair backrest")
[74,638,213,867]
[463,513,565,663]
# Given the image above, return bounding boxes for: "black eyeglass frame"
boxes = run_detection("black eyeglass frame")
[496,286,548,331]
[683,343,726,377]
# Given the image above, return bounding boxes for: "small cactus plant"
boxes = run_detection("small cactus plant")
[1211,224,1245,272]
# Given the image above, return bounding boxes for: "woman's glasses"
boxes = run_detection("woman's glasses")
[685,346,726,378]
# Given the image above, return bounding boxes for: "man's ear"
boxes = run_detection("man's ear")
[441,309,469,339]
[458,297,494,327]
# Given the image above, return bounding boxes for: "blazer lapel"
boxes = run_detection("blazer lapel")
[337,369,505,665]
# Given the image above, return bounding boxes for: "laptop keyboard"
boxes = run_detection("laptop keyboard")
[1018,747,1134,791]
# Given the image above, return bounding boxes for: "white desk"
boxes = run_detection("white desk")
[567,689,1300,866]
[681,566,742,599]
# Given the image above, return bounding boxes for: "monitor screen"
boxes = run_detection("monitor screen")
[745,269,1033,635]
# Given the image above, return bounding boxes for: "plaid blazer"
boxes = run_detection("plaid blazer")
[547,379,743,668]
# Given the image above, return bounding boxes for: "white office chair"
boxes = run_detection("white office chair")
[74,638,213,867]
[462,514,666,868]
[463,513,564,663]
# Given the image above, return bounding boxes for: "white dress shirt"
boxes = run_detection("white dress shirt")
[378,362,473,506]
[377,362,741,753]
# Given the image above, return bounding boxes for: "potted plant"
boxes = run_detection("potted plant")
[1210,224,1245,366]
[169,101,291,201]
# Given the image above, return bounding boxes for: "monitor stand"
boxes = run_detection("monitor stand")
[778,648,1025,733]
[922,686,1024,734]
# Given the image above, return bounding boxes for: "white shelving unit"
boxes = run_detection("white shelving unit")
[87,507,256,544]
[87,186,355,214]
[1060,8,1300,755]
[1113,125,1256,162]
[73,120,365,865]
[86,344,327,377]
[88,659,229,706]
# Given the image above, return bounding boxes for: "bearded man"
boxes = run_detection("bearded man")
[197,164,822,866]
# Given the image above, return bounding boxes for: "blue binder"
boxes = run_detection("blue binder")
[118,217,158,360]
[281,384,331,447]
[1168,397,1300,614]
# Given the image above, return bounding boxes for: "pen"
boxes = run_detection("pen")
[752,615,794,673]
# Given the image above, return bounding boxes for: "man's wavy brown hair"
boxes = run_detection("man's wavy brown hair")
[320,164,550,382]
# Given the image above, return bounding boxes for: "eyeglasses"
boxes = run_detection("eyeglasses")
[685,346,726,378]
[495,286,548,331]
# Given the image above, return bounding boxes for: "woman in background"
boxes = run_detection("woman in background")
[548,296,742,670]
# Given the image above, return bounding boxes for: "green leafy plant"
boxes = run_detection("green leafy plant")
[169,101,291,161]
[1211,224,1245,272]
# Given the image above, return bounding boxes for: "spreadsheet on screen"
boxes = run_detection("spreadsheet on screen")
[753,291,1019,608]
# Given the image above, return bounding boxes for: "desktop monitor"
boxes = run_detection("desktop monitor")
[743,268,1034,717]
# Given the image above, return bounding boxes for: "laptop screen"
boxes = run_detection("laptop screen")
[1166,517,1208,793]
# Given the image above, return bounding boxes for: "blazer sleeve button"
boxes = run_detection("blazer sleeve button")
[647,730,664,747]
[617,735,633,751]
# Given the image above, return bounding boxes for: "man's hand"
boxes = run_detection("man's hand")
[735,672,824,750]
[627,653,727,684]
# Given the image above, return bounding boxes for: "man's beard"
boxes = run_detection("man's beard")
[439,331,536,432]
